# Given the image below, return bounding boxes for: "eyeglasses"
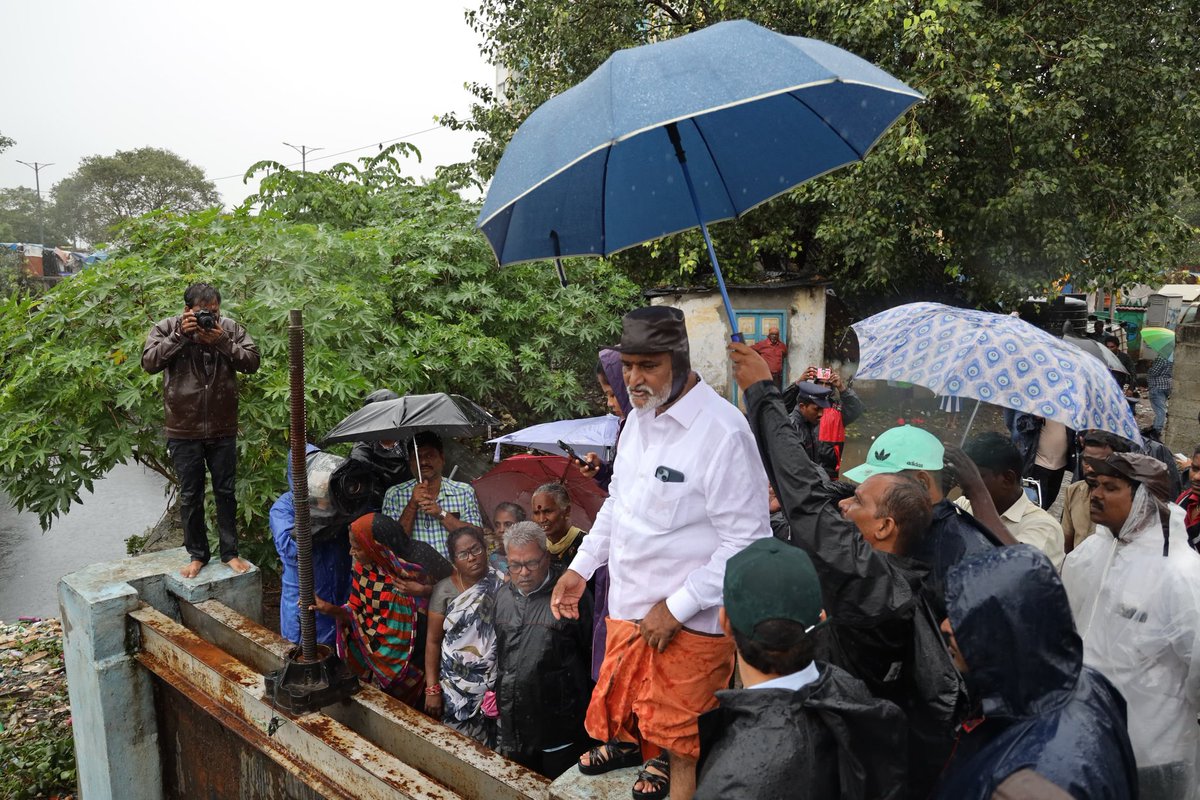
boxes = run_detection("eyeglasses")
[454,544,485,561]
[507,554,547,573]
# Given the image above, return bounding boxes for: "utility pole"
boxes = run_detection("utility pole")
[282,142,323,172]
[16,160,53,244]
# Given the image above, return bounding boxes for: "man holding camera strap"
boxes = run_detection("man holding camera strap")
[143,282,260,578]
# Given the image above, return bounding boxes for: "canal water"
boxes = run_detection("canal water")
[0,462,169,621]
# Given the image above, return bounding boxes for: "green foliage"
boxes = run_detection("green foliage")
[0,154,639,555]
[0,187,70,246]
[52,146,220,245]
[0,131,12,155]
[446,0,1200,307]
[0,722,75,799]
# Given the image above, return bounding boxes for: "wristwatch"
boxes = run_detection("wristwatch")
[438,510,448,521]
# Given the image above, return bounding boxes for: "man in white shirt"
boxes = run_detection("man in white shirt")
[552,306,771,800]
[956,432,1065,569]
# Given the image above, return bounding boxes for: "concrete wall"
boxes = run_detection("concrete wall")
[1165,323,1200,454]
[650,285,827,399]
[59,548,261,800]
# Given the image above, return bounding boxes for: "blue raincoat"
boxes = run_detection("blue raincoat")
[270,445,352,646]
[936,545,1137,799]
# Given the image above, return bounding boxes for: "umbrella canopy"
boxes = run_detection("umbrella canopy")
[488,415,620,462]
[1140,327,1175,357]
[852,303,1141,443]
[478,19,922,334]
[1063,336,1127,373]
[321,393,500,445]
[472,454,608,532]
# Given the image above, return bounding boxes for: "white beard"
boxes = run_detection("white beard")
[628,376,671,412]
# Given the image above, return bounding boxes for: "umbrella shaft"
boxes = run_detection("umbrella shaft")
[666,123,743,343]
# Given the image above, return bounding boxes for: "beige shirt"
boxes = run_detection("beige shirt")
[957,492,1065,569]
[1060,479,1096,552]
[1035,419,1069,471]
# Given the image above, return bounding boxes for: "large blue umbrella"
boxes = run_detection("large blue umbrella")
[852,303,1142,444]
[477,19,923,337]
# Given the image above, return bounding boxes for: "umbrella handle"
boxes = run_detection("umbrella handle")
[550,230,568,288]
[666,123,743,344]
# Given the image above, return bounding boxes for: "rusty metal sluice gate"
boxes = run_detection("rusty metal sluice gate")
[130,597,548,800]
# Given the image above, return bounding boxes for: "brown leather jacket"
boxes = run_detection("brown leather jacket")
[142,315,260,440]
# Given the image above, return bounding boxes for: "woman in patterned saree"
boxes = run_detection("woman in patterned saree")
[424,525,504,745]
[312,512,434,707]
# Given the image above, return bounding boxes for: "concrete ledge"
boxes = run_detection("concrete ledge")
[59,547,263,800]
[550,765,642,800]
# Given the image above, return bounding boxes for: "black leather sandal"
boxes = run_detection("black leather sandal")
[631,754,670,800]
[578,739,643,776]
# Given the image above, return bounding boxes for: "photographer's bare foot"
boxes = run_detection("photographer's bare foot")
[225,557,252,574]
[180,560,205,578]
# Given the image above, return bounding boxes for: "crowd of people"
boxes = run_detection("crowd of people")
[146,286,1200,799]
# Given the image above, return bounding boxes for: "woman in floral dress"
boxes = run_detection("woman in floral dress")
[424,525,503,745]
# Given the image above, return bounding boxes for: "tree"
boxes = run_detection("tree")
[52,147,220,244]
[0,150,639,566]
[0,187,69,245]
[0,132,12,155]
[445,0,1200,309]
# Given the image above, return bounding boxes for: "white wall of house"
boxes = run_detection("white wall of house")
[649,284,827,400]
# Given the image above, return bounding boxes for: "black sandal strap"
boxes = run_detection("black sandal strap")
[589,741,639,764]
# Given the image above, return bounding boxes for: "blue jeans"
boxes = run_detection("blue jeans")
[1150,388,1171,432]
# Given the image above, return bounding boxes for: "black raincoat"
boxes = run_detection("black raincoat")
[695,663,907,800]
[910,499,999,621]
[494,562,593,769]
[745,380,964,797]
[936,545,1138,800]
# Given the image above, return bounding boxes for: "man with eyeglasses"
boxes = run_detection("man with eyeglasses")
[494,521,592,778]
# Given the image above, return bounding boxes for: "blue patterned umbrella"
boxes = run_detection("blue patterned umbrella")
[852,303,1141,443]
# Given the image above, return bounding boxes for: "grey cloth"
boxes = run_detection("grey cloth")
[429,576,464,616]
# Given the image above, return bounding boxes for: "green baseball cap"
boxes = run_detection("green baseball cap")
[842,425,944,484]
[724,538,824,638]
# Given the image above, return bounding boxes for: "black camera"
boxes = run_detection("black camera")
[193,309,218,330]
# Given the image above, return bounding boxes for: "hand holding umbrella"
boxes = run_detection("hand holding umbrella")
[728,341,773,390]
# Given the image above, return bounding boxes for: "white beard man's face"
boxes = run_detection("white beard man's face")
[628,372,672,411]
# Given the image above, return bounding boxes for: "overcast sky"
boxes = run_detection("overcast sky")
[0,1,493,209]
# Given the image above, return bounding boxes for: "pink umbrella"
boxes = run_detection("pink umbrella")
[472,454,608,531]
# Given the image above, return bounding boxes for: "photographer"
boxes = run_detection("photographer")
[142,282,260,578]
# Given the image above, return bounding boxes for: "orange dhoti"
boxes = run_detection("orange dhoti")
[585,617,735,760]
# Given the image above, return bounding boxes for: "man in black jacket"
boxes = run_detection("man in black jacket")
[730,342,965,797]
[142,282,260,578]
[696,538,907,800]
[495,521,592,778]
[842,424,1011,620]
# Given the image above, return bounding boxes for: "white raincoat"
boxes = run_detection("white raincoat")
[1062,488,1200,800]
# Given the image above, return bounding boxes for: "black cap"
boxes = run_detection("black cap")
[613,307,689,355]
[793,381,833,408]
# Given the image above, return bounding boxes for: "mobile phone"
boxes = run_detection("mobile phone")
[557,439,587,466]
[817,367,833,382]
[1020,477,1042,507]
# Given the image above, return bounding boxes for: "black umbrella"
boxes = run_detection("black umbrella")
[1063,336,1127,374]
[322,393,500,445]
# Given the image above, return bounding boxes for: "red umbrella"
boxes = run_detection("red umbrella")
[472,454,608,531]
